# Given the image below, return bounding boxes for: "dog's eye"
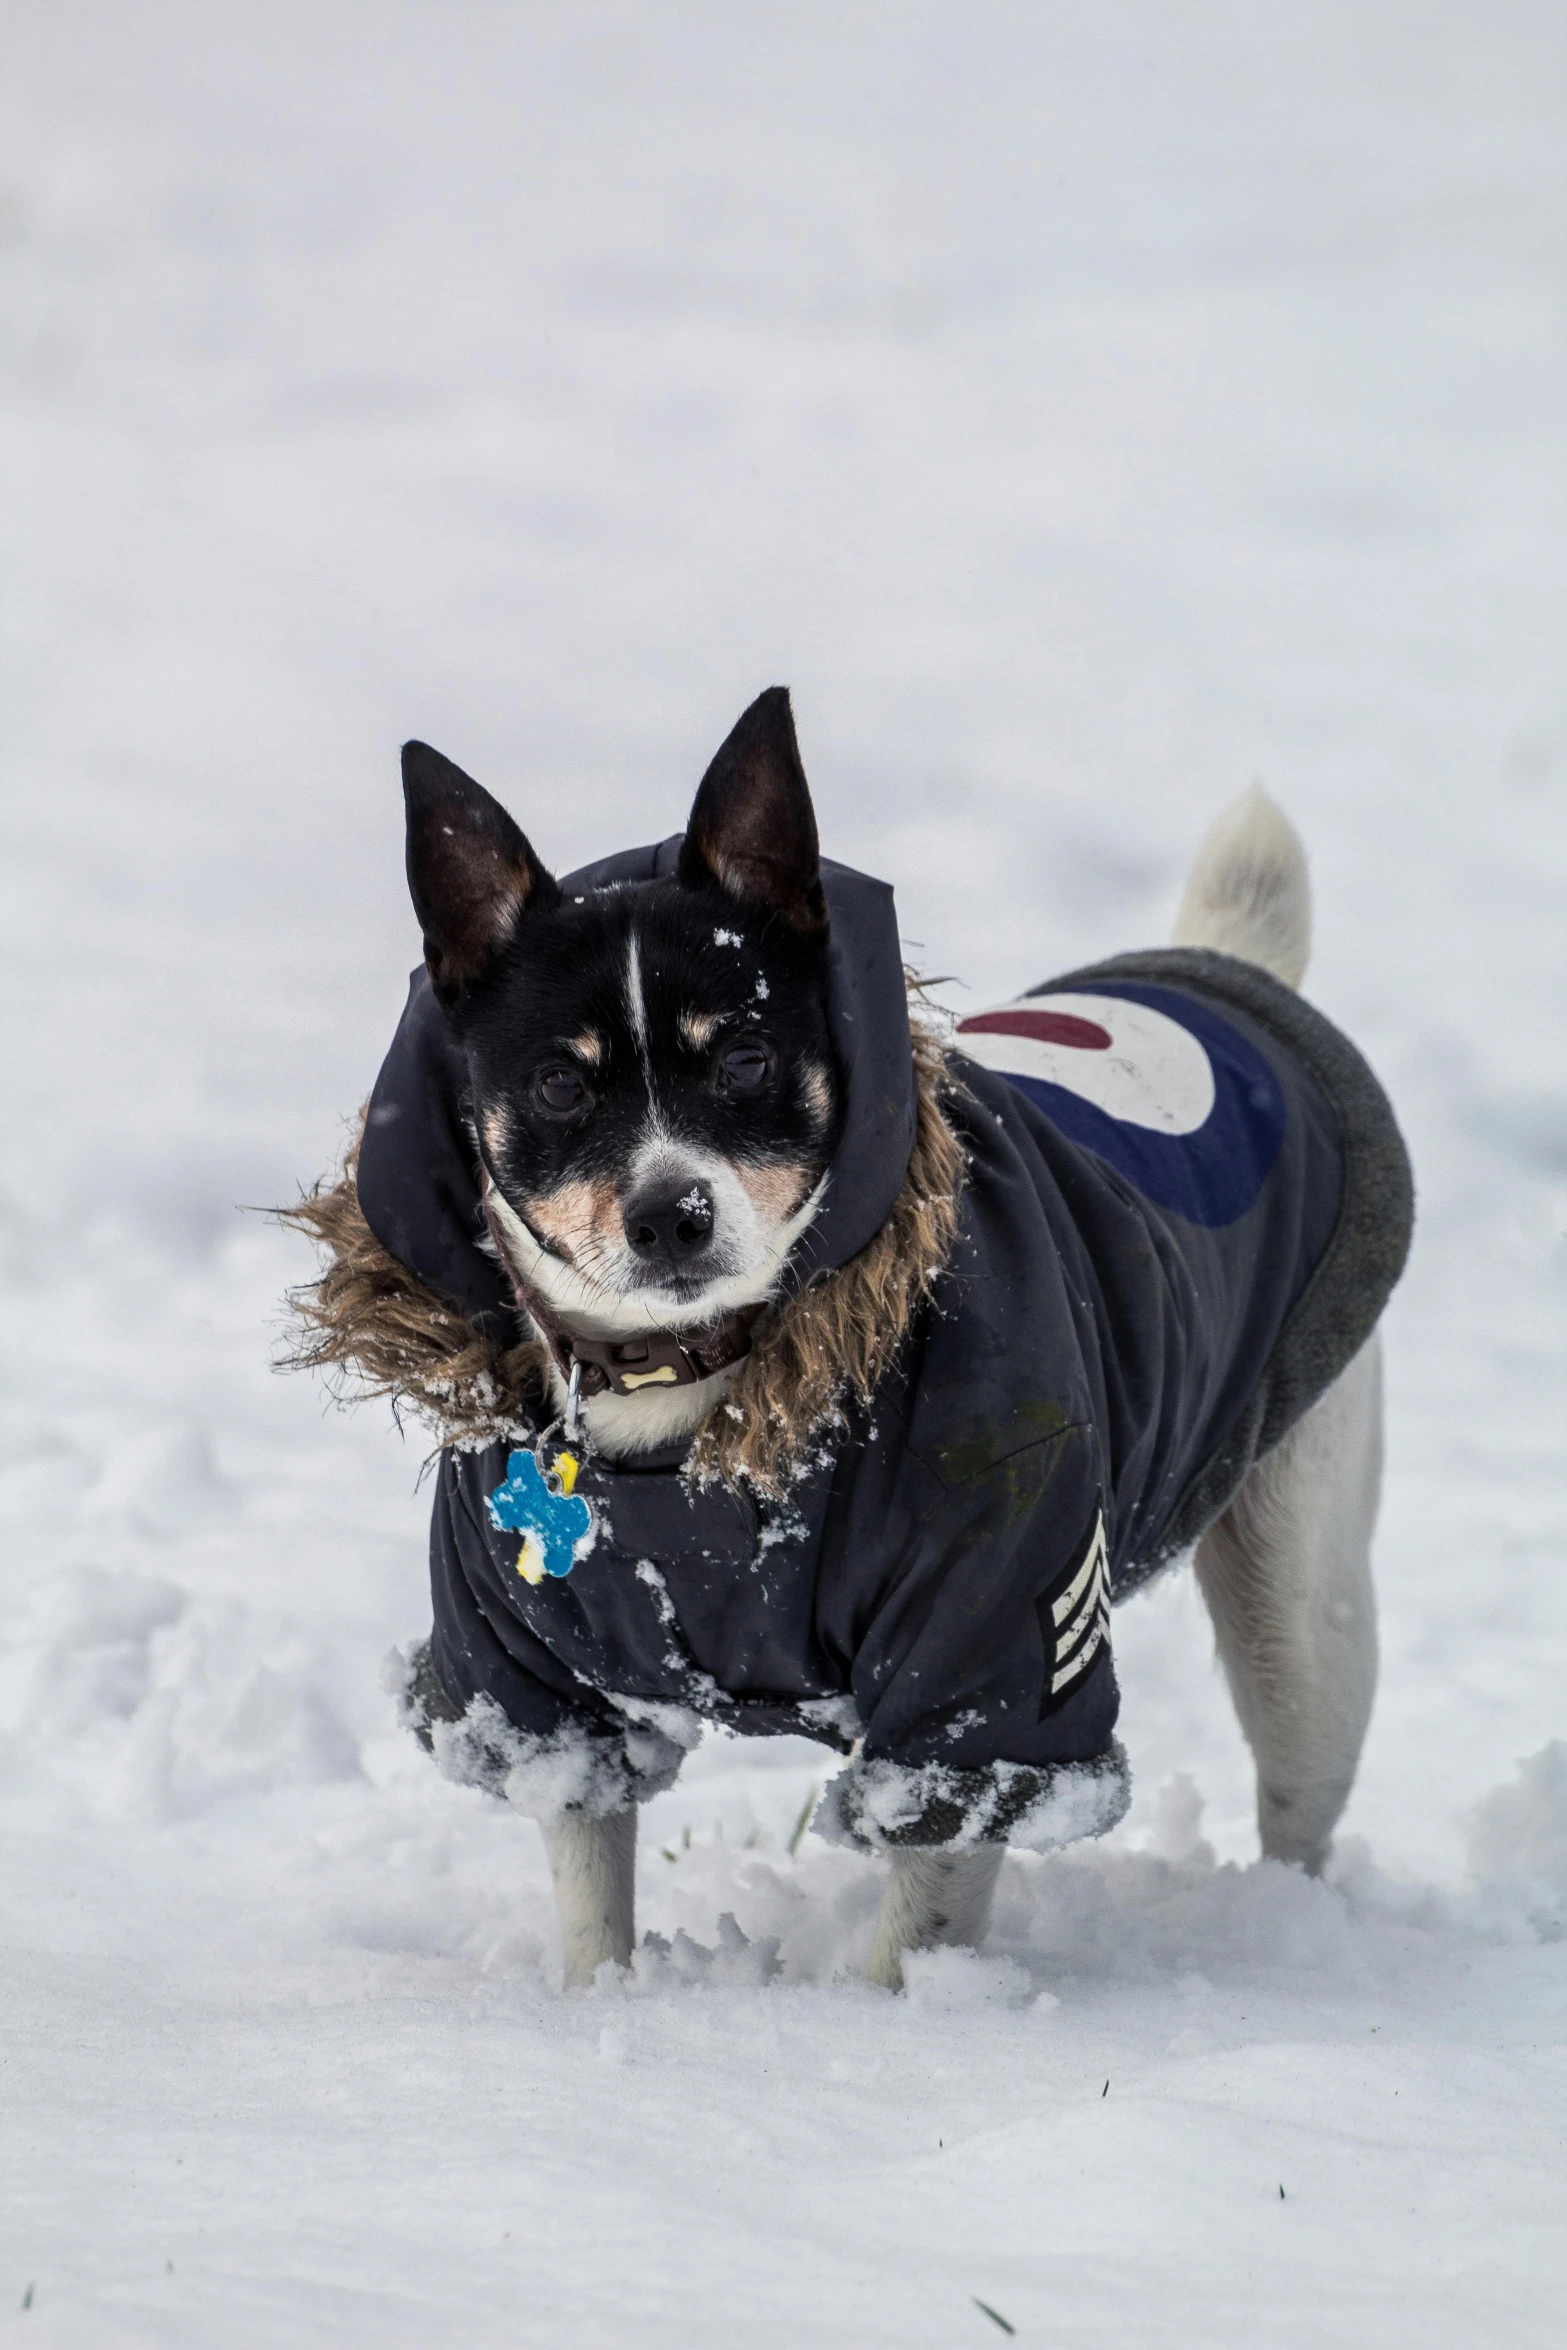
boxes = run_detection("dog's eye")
[717,1037,774,1094]
[535,1066,588,1115]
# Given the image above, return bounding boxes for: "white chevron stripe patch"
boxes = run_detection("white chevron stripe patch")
[1043,1512,1111,1705]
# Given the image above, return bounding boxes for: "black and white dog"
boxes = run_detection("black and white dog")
[295,688,1410,1989]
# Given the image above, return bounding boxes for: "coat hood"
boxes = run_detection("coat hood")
[355,837,917,1329]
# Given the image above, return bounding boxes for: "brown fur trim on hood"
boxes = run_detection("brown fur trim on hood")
[277,1134,550,1452]
[278,1010,966,1496]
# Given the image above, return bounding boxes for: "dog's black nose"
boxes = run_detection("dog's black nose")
[624,1178,716,1267]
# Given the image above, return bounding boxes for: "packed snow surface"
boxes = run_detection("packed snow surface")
[3,4,1566,2343]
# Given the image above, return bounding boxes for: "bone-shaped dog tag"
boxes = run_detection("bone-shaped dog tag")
[486,1447,595,1583]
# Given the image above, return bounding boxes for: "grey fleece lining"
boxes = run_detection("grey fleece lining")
[1030,946,1414,1587]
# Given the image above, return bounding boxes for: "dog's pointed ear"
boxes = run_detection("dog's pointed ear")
[677,687,828,933]
[402,740,559,1002]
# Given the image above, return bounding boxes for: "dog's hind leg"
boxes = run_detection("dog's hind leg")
[1193,1333,1383,1873]
[865,1846,1006,1992]
[540,1806,637,1988]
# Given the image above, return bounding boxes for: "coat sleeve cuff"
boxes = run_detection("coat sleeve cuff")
[813,1742,1131,1852]
[388,1642,686,1820]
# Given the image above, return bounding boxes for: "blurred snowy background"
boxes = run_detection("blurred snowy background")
[3,5,1565,2344]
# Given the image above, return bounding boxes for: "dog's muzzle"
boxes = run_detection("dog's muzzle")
[481,1195,761,1398]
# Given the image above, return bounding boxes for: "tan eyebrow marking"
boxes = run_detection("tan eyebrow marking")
[678,1010,721,1052]
[570,1031,604,1066]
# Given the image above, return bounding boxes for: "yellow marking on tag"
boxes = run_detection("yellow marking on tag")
[554,1451,579,1495]
[516,1533,547,1586]
[621,1365,679,1389]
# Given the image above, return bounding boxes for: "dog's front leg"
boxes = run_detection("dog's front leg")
[865,1845,1005,1992]
[540,1806,637,1988]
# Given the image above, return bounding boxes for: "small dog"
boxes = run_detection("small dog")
[289,687,1411,1989]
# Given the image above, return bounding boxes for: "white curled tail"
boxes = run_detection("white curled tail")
[1172,784,1311,989]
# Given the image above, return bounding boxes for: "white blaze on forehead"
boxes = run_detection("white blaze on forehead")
[624,925,652,1079]
[624,926,648,1046]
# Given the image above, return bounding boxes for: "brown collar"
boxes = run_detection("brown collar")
[483,1201,763,1400]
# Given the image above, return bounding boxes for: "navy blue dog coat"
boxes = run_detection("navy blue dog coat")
[358,843,1412,1852]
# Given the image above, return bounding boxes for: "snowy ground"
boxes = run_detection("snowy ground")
[4,4,1567,2342]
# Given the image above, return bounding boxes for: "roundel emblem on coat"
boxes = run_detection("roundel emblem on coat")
[956,983,1287,1227]
[958,994,1217,1134]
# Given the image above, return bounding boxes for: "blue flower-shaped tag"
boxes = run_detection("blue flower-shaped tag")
[486,1448,595,1585]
